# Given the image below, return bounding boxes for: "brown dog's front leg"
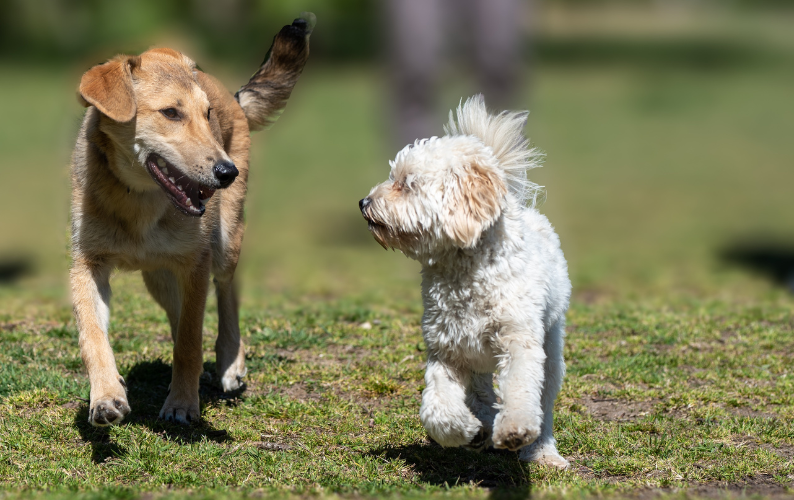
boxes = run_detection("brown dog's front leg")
[159,252,211,424]
[215,277,246,392]
[72,258,130,426]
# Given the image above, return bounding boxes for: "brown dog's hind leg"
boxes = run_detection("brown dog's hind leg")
[214,277,246,392]
[72,259,130,426]
[142,269,183,342]
[211,189,247,393]
[159,251,211,424]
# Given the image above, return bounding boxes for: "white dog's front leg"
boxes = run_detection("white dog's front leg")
[492,336,546,451]
[420,356,482,448]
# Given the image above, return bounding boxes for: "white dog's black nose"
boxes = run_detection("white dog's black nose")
[359,198,371,212]
[214,161,238,188]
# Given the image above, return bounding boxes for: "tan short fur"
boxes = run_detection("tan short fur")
[70,16,312,426]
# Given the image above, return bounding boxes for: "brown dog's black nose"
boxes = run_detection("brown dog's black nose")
[359,198,371,212]
[214,161,238,188]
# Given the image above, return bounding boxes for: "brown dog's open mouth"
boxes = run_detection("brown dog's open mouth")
[146,154,215,217]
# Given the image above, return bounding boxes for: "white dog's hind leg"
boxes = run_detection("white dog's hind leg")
[420,357,482,448]
[492,331,546,451]
[519,321,569,468]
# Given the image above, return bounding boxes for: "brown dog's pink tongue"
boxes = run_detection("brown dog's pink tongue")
[199,188,215,202]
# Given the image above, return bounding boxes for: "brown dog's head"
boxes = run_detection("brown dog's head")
[79,48,237,216]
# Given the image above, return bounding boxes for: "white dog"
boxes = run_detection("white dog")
[359,95,570,468]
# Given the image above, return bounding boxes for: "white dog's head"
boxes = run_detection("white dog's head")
[360,95,543,260]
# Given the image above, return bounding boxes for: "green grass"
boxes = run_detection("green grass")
[2,283,793,498]
[3,14,794,498]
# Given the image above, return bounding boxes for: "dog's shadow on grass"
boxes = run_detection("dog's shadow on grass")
[0,255,34,285]
[367,442,532,498]
[720,241,794,289]
[73,359,240,464]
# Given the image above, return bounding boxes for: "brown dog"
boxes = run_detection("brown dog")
[70,15,313,426]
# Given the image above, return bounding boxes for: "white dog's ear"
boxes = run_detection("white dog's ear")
[443,162,506,248]
[78,55,140,122]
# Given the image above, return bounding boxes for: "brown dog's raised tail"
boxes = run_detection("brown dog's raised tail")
[235,12,314,131]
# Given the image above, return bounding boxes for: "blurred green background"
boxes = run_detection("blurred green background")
[1,0,794,308]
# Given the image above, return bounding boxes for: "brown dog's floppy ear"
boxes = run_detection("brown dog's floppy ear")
[443,162,507,248]
[78,55,140,122]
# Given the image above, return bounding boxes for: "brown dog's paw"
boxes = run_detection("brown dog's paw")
[159,393,200,425]
[219,371,246,392]
[492,414,541,451]
[89,395,130,427]
[216,351,247,393]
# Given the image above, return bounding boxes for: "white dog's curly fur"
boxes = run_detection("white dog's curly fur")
[360,95,570,468]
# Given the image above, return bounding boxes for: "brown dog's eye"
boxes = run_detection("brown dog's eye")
[207,108,212,121]
[160,108,180,120]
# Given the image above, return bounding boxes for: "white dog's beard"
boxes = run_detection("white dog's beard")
[365,221,426,256]
[366,221,390,250]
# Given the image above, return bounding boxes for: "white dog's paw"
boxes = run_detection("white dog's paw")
[421,405,482,448]
[519,443,570,468]
[534,452,570,469]
[492,412,541,451]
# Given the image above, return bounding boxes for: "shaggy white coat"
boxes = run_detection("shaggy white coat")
[361,95,570,468]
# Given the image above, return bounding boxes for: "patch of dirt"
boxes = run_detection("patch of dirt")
[247,343,424,410]
[579,397,657,422]
[61,400,83,410]
[567,460,597,480]
[0,319,62,333]
[725,405,779,419]
[575,396,785,423]
[567,459,634,483]
[251,441,292,451]
[731,434,794,459]
[596,475,793,499]
[264,378,422,415]
[688,474,792,498]
[766,443,794,459]
[263,344,377,368]
[0,321,23,331]
[279,382,322,403]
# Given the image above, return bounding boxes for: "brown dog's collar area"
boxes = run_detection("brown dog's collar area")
[145,154,215,217]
